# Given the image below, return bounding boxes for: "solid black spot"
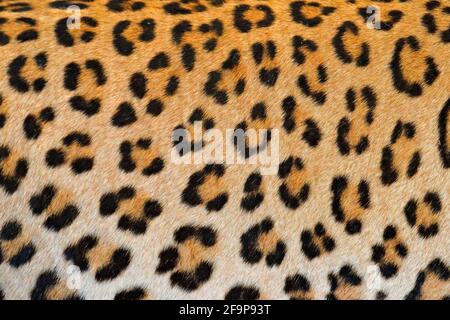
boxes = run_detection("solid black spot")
[301,232,320,260]
[206,194,228,212]
[284,274,311,297]
[112,102,137,127]
[0,31,10,46]
[39,107,55,122]
[266,241,286,266]
[197,227,217,247]
[395,243,408,257]
[380,263,398,278]
[203,38,217,51]
[380,147,397,185]
[144,200,162,218]
[323,236,335,252]
[181,44,195,71]
[0,114,5,128]
[142,157,164,176]
[404,200,417,227]
[418,223,439,238]
[171,20,191,44]
[241,193,264,212]
[9,243,35,267]
[63,132,91,146]
[204,70,228,105]
[44,205,79,231]
[355,137,369,154]
[407,152,421,177]
[156,247,179,273]
[426,1,441,11]
[69,96,100,117]
[114,287,146,300]
[225,286,260,300]
[234,78,246,95]
[148,52,169,70]
[30,271,58,300]
[8,55,29,92]
[297,74,326,105]
[233,5,252,32]
[64,62,81,90]
[99,193,119,216]
[64,235,98,272]
[85,59,107,85]
[55,18,74,46]
[146,99,163,116]
[118,216,147,234]
[438,99,450,168]
[303,119,321,147]
[390,36,439,97]
[279,182,309,210]
[0,220,21,240]
[337,266,362,287]
[244,172,262,193]
[163,2,192,15]
[32,78,46,92]
[45,149,65,167]
[71,157,93,174]
[117,187,135,201]
[129,72,147,99]
[95,248,131,281]
[241,223,266,264]
[251,102,266,120]
[422,13,437,34]
[290,1,335,27]
[165,76,179,96]
[428,258,450,280]
[383,225,397,240]
[29,186,56,215]
[332,21,369,67]
[23,115,41,140]
[371,245,385,263]
[424,57,440,85]
[113,20,134,56]
[80,31,94,43]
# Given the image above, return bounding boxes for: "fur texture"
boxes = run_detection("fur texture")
[0,0,449,300]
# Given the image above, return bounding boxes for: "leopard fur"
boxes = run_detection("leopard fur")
[0,0,449,300]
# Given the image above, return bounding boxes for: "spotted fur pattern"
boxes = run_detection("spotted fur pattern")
[0,0,449,300]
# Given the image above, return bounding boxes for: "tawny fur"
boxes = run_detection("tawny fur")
[0,0,449,300]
